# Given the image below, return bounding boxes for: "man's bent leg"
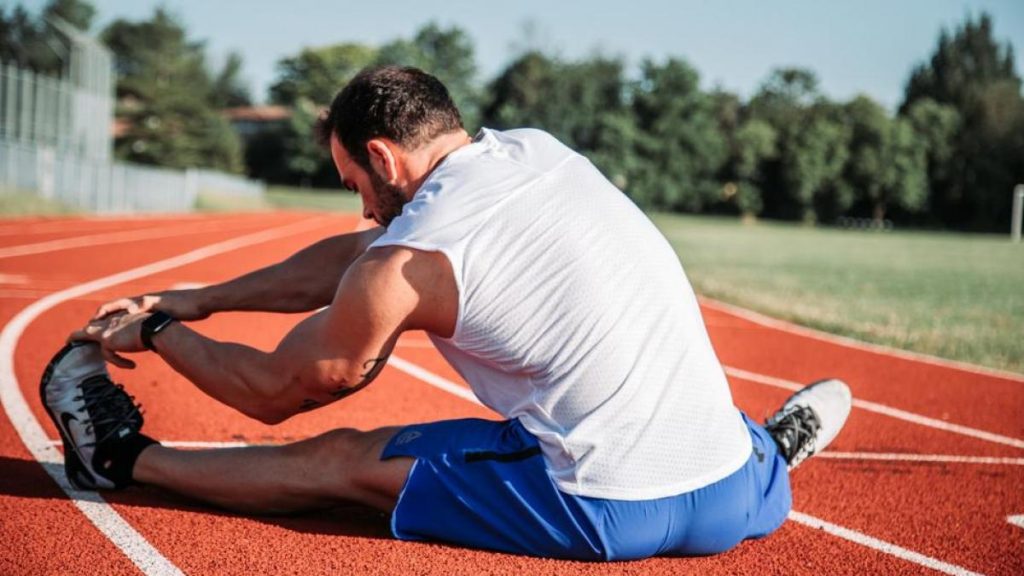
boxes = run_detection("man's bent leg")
[132,426,413,514]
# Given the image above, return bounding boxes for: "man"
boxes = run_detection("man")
[43,66,851,560]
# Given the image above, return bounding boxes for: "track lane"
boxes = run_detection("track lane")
[0,214,212,241]
[0,415,146,576]
[703,306,1024,440]
[2,213,356,575]
[2,213,1020,575]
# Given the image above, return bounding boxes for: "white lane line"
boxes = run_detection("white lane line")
[818,452,1024,466]
[1008,515,1024,530]
[0,215,331,576]
[168,282,208,290]
[0,216,268,259]
[0,289,56,299]
[387,354,985,575]
[0,290,140,302]
[701,297,1024,384]
[47,439,250,449]
[0,215,209,237]
[388,356,481,405]
[0,273,31,284]
[724,366,1024,450]
[788,511,982,576]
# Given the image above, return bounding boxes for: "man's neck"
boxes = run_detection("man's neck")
[403,130,473,197]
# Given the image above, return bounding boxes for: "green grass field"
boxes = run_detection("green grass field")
[0,188,77,215]
[195,186,363,213]
[652,213,1024,374]
[265,186,363,212]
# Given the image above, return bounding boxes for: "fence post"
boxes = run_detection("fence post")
[1013,184,1024,243]
[185,168,199,212]
[38,146,55,199]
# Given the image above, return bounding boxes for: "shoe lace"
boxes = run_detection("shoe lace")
[766,405,821,465]
[72,375,144,447]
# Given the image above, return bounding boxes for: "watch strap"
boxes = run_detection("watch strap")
[141,311,176,351]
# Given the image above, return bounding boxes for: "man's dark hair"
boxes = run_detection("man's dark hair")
[316,65,464,171]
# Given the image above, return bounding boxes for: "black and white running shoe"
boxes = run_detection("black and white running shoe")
[40,341,155,490]
[765,378,852,470]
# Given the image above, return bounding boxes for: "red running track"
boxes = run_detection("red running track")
[0,212,1021,575]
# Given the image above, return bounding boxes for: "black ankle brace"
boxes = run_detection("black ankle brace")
[93,433,159,488]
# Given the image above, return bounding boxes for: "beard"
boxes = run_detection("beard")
[369,169,409,227]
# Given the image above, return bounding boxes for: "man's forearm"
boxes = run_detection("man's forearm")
[149,322,288,423]
[194,227,384,315]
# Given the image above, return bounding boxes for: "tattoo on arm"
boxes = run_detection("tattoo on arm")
[329,356,387,399]
[303,357,390,411]
[360,356,387,382]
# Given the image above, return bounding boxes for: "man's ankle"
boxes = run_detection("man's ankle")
[96,433,159,487]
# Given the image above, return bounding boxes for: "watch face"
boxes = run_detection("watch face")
[142,312,175,350]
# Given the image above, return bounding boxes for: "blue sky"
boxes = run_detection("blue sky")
[20,0,1024,110]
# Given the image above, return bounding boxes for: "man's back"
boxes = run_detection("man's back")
[372,128,751,499]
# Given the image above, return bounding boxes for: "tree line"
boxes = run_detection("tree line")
[3,1,1022,231]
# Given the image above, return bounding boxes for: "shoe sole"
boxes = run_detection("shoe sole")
[39,341,101,490]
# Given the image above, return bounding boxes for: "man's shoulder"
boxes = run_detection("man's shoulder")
[353,244,457,336]
[482,127,572,153]
[473,127,580,176]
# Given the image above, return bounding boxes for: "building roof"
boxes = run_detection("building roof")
[223,106,292,122]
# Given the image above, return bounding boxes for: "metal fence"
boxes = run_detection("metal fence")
[1,139,264,213]
[0,61,112,161]
[0,26,262,214]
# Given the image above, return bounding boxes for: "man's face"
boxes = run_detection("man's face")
[330,135,408,227]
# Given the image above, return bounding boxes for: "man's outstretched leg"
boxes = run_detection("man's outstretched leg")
[133,427,411,513]
[41,341,412,514]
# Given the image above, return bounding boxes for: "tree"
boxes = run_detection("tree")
[749,68,850,222]
[0,1,96,73]
[376,23,480,129]
[0,5,60,72]
[711,89,774,217]
[903,98,960,224]
[728,118,777,216]
[210,51,252,108]
[629,58,727,211]
[841,96,929,222]
[482,52,638,196]
[901,13,1018,113]
[102,8,242,172]
[269,43,377,106]
[956,80,1024,230]
[900,12,1024,230]
[780,109,850,223]
[43,0,95,31]
[482,51,560,131]
[282,97,330,186]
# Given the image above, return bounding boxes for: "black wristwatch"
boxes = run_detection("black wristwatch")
[141,311,176,351]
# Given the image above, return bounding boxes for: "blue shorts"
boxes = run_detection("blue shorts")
[381,412,791,560]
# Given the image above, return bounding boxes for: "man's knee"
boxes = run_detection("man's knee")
[281,427,404,506]
[286,428,374,473]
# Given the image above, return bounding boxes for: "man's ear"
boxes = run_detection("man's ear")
[366,139,400,184]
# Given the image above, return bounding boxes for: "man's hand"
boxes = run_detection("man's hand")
[69,312,151,369]
[93,290,207,322]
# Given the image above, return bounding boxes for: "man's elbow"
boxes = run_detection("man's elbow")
[256,410,290,426]
[238,401,291,426]
[237,374,293,425]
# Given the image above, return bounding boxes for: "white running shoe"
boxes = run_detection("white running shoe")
[764,378,852,470]
[40,341,151,490]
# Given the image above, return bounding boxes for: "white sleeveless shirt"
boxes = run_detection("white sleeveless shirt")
[370,128,751,500]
